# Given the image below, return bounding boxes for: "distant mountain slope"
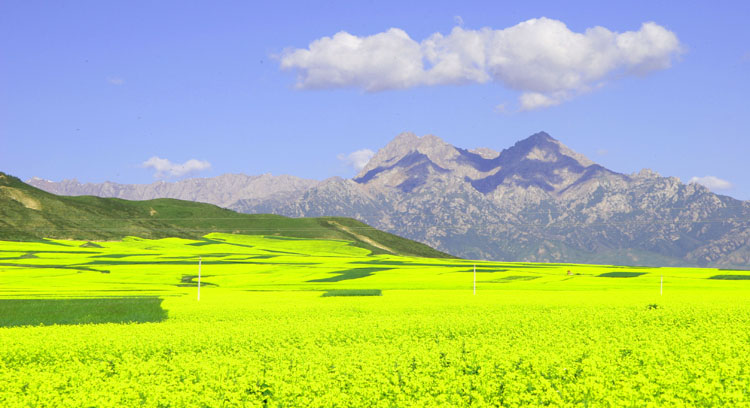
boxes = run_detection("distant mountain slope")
[28,132,750,267]
[0,172,454,259]
[247,132,750,268]
[28,173,318,208]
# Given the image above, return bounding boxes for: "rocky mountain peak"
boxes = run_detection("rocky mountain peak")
[357,132,457,177]
[467,131,614,194]
[352,132,463,192]
[524,131,555,143]
[354,131,616,195]
[504,131,595,168]
[634,168,661,178]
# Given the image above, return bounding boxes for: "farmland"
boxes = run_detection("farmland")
[1,233,749,406]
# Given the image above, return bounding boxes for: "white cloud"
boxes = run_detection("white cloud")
[280,18,682,109]
[280,29,424,92]
[142,156,211,179]
[519,92,565,110]
[689,176,733,191]
[338,149,375,171]
[454,15,464,26]
[107,77,125,85]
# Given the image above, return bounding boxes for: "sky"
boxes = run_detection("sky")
[1,0,749,200]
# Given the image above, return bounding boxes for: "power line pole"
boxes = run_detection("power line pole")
[473,264,476,295]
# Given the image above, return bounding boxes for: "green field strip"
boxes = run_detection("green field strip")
[492,275,541,282]
[0,297,168,327]
[321,289,383,297]
[709,275,750,280]
[89,253,164,258]
[81,260,317,266]
[0,262,109,273]
[307,267,394,282]
[0,249,102,255]
[597,272,648,278]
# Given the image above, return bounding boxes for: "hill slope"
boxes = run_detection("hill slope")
[0,172,453,258]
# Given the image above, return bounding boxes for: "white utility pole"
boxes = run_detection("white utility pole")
[473,264,476,295]
[198,256,202,301]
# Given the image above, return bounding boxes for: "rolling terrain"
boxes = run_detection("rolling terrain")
[0,172,451,259]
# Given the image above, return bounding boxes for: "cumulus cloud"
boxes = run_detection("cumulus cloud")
[689,176,733,191]
[280,18,682,109]
[142,156,211,179]
[338,149,375,171]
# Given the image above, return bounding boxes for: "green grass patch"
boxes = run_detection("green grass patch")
[598,272,646,278]
[321,289,382,297]
[177,275,218,287]
[495,275,540,282]
[0,262,108,273]
[90,253,155,258]
[709,275,750,280]
[308,267,392,282]
[0,297,168,327]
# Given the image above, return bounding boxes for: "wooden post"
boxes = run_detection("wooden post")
[473,264,476,295]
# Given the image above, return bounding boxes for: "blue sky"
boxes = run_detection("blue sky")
[2,1,749,199]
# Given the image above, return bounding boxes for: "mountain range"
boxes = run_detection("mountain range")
[28,132,750,267]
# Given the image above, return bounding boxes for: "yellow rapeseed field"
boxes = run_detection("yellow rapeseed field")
[1,234,748,406]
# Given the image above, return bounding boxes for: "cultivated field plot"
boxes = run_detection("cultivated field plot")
[1,234,749,406]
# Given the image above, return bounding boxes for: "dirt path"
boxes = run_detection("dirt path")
[327,220,394,254]
[1,186,42,210]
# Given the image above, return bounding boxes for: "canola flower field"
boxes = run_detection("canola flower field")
[1,233,749,406]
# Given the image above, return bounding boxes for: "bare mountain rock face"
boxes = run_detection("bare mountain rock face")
[30,132,750,267]
[238,131,750,267]
[28,173,319,209]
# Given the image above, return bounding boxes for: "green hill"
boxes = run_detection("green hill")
[0,172,454,258]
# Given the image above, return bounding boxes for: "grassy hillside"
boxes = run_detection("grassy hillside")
[0,172,453,258]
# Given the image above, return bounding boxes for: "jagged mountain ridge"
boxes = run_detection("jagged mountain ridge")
[353,131,617,194]
[28,173,318,209]
[28,132,750,267]
[244,131,750,267]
